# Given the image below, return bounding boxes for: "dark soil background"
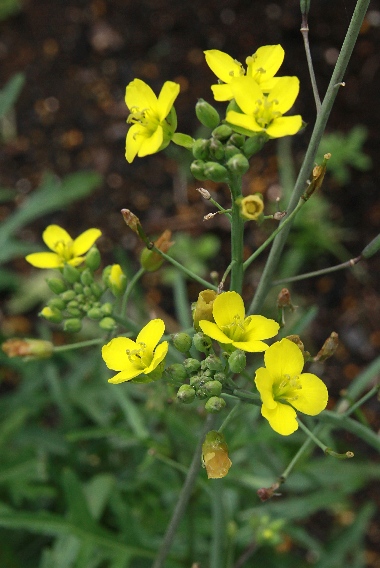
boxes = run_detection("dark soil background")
[0,0,380,563]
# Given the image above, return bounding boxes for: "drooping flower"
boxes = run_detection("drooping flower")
[106,264,127,296]
[199,291,279,352]
[125,78,180,163]
[25,225,102,269]
[102,319,169,384]
[202,430,232,479]
[240,194,264,220]
[226,76,302,138]
[204,45,284,102]
[255,338,328,435]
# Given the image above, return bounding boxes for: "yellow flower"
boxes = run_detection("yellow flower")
[240,194,264,220]
[255,338,328,436]
[202,430,232,479]
[108,264,127,296]
[125,78,180,163]
[204,45,284,101]
[199,291,279,352]
[102,319,169,384]
[226,76,302,138]
[192,289,217,331]
[25,225,102,269]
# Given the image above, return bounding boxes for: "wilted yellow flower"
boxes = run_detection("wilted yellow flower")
[192,289,217,331]
[202,430,232,479]
[240,194,264,220]
[25,225,101,269]
[108,264,127,296]
[2,338,53,360]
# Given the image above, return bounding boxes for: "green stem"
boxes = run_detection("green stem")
[152,247,217,291]
[210,479,225,568]
[152,414,215,568]
[218,401,241,433]
[280,430,318,482]
[249,0,371,314]
[229,175,244,294]
[121,267,145,317]
[52,338,105,352]
[300,12,321,113]
[296,419,328,452]
[272,255,362,285]
[209,197,232,220]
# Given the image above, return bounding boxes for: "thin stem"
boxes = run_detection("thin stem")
[229,175,244,294]
[151,247,217,291]
[280,430,317,482]
[296,418,327,452]
[210,479,225,568]
[272,255,362,285]
[301,12,322,113]
[341,384,380,418]
[52,338,105,352]
[249,0,371,315]
[209,197,232,220]
[152,414,215,568]
[218,401,242,433]
[121,266,145,317]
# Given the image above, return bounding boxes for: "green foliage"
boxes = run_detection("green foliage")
[0,0,22,21]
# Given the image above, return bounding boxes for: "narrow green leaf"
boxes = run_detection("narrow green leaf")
[0,73,25,118]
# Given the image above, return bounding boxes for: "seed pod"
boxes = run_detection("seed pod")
[195,98,220,129]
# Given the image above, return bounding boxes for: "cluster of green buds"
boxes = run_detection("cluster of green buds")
[191,99,268,183]
[41,247,126,333]
[166,331,247,413]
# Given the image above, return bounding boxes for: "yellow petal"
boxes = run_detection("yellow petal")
[108,367,142,384]
[247,44,284,81]
[230,76,263,115]
[226,110,262,134]
[204,50,243,83]
[210,83,234,101]
[213,291,245,328]
[292,373,328,415]
[255,367,276,409]
[157,81,180,121]
[261,402,298,435]
[138,125,164,157]
[102,337,138,371]
[198,320,233,344]
[268,76,299,114]
[233,339,269,352]
[244,315,280,342]
[43,225,72,251]
[126,123,146,163]
[125,78,158,113]
[266,116,302,138]
[144,341,169,374]
[72,228,102,257]
[264,338,304,380]
[25,252,63,268]
[137,319,165,354]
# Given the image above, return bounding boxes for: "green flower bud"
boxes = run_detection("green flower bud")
[203,354,224,372]
[209,139,224,161]
[192,138,210,160]
[83,285,93,297]
[46,277,67,295]
[177,384,196,403]
[203,380,223,397]
[242,133,267,158]
[166,363,188,382]
[195,98,220,129]
[190,159,208,181]
[205,396,226,413]
[172,332,192,353]
[87,307,103,320]
[189,374,203,389]
[99,317,117,331]
[66,305,82,317]
[40,306,63,323]
[228,349,246,373]
[193,332,212,353]
[90,282,103,298]
[101,302,113,316]
[226,153,250,175]
[48,297,66,311]
[80,269,94,286]
[85,246,101,271]
[73,282,83,294]
[229,133,245,148]
[62,264,81,284]
[212,124,233,141]
[183,358,201,374]
[61,290,76,302]
[203,162,229,183]
[213,371,227,384]
[224,143,241,160]
[63,318,82,333]
[76,293,85,303]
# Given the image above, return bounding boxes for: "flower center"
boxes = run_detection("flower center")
[127,106,159,133]
[253,97,282,129]
[273,374,302,403]
[54,240,74,261]
[126,341,150,369]
[221,314,246,342]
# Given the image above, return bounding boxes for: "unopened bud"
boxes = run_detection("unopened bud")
[193,332,212,353]
[2,338,53,360]
[314,332,339,362]
[195,98,220,129]
[80,269,93,286]
[192,289,217,331]
[212,124,233,140]
[209,138,224,160]
[166,363,188,382]
[106,264,127,296]
[98,317,117,331]
[228,349,246,373]
[172,332,192,353]
[229,133,245,148]
[46,277,67,295]
[226,153,250,175]
[100,302,113,316]
[190,159,208,181]
[85,246,101,271]
[242,133,267,158]
[63,318,82,333]
[40,306,63,323]
[204,396,226,413]
[224,144,241,160]
[202,430,232,479]
[239,194,264,220]
[61,290,76,302]
[203,354,224,372]
[87,307,103,320]
[62,264,81,284]
[48,297,66,311]
[183,358,201,374]
[177,384,196,403]
[213,371,227,384]
[203,162,229,183]
[192,138,210,160]
[203,380,223,397]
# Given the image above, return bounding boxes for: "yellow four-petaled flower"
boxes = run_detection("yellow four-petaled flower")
[255,338,328,435]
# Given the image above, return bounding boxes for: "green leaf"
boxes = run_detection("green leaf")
[0,73,25,118]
